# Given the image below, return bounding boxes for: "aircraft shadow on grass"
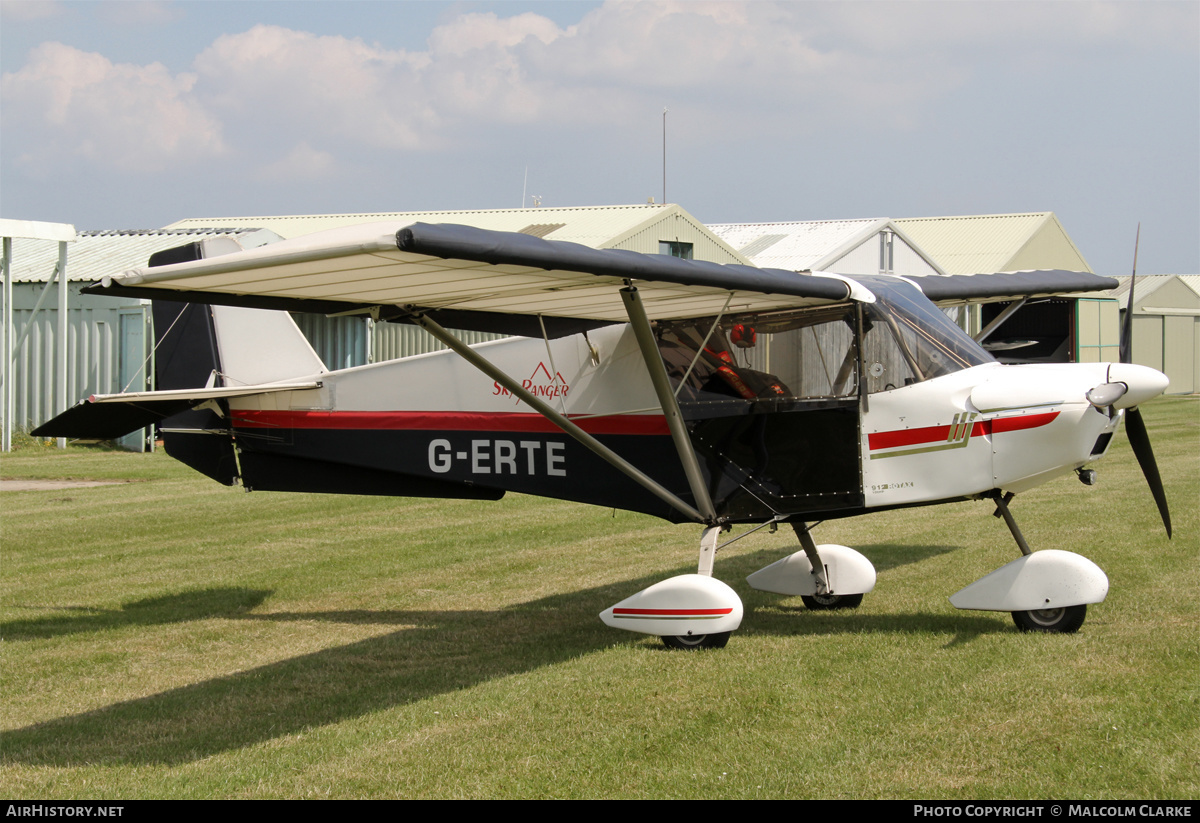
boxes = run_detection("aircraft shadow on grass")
[1,588,272,641]
[6,542,997,766]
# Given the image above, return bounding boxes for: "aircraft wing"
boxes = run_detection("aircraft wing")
[908,270,1119,306]
[86,222,856,335]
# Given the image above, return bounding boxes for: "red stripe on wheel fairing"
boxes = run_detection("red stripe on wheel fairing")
[612,608,734,616]
[230,409,670,436]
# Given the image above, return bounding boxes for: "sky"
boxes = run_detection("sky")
[2,0,1197,276]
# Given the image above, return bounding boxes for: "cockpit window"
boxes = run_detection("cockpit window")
[656,277,994,407]
[658,305,859,411]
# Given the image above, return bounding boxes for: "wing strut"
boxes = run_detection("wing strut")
[974,298,1028,344]
[620,286,718,524]
[407,309,707,524]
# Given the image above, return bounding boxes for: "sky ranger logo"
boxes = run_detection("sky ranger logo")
[493,362,569,405]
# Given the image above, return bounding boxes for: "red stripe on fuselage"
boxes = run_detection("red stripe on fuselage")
[867,411,1060,451]
[230,409,670,436]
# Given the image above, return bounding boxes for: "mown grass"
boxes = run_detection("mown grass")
[1,396,1196,798]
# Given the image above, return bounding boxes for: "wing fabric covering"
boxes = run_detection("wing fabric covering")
[911,270,1118,305]
[85,222,854,329]
[394,223,851,301]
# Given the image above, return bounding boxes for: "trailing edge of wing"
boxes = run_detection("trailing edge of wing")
[31,382,322,439]
[85,221,854,326]
[909,270,1119,306]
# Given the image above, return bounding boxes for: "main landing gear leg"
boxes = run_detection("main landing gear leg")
[697,524,719,577]
[793,523,865,611]
[948,492,1108,633]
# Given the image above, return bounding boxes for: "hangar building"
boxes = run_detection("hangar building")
[705,218,944,277]
[1107,275,1200,394]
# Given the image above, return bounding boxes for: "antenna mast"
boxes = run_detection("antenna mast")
[662,107,668,205]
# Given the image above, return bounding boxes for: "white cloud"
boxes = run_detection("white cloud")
[426,11,563,56]
[1,41,226,173]
[193,25,435,150]
[174,2,879,156]
[0,0,63,21]
[254,141,336,182]
[3,1,1194,177]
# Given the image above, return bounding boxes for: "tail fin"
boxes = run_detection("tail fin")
[147,234,324,484]
[38,231,330,485]
[148,233,326,390]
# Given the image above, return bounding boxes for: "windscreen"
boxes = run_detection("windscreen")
[856,275,994,391]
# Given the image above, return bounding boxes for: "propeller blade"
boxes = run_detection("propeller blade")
[1125,406,1171,538]
[1120,224,1140,365]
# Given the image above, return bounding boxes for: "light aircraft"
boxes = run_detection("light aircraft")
[34,222,1172,649]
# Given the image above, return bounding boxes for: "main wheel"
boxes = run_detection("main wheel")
[800,592,864,611]
[661,631,731,650]
[1012,604,1087,634]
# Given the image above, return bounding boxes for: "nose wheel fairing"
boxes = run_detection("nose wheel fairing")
[949,550,1109,613]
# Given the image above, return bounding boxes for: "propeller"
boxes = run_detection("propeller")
[1124,403,1171,537]
[1117,225,1172,538]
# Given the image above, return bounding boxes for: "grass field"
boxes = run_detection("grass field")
[2,396,1196,799]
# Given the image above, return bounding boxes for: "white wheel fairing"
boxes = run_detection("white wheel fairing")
[949,549,1108,612]
[745,544,876,597]
[600,574,743,637]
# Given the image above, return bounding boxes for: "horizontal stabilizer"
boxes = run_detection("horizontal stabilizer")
[31,382,321,439]
[32,398,197,439]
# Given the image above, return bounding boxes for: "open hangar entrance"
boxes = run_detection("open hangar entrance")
[979,296,1119,365]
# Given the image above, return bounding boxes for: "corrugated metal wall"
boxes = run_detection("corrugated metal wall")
[1133,313,1198,395]
[7,284,151,433]
[1162,315,1196,394]
[820,233,940,277]
[1076,299,1120,363]
[7,299,509,436]
[291,314,511,366]
[371,322,506,362]
[826,238,878,274]
[292,314,368,370]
